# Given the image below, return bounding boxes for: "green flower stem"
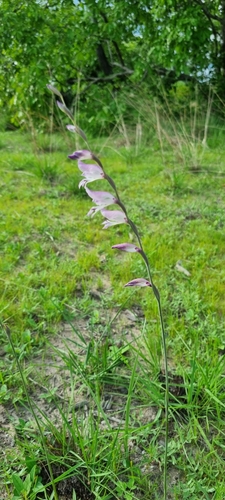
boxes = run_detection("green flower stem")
[157,297,169,500]
[96,152,169,500]
[126,221,169,500]
[104,159,169,499]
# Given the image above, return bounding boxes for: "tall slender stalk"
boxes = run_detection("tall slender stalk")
[128,220,168,500]
[107,187,169,497]
[47,84,169,498]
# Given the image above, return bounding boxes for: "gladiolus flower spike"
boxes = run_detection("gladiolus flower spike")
[47,82,169,500]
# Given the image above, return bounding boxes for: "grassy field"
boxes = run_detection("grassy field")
[0,117,225,499]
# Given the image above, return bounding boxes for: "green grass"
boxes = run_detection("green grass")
[0,123,225,499]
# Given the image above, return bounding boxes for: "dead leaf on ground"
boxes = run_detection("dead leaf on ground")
[175,260,191,277]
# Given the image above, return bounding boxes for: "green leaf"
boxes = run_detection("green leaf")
[12,474,24,495]
[29,465,37,483]
[23,474,31,494]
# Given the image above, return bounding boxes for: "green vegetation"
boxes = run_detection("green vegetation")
[0,97,225,499]
[1,1,225,130]
[1,1,225,497]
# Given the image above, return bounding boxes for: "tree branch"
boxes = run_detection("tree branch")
[193,0,222,23]
[111,62,133,73]
[85,69,133,83]
[192,0,219,57]
[76,69,133,95]
[99,10,125,66]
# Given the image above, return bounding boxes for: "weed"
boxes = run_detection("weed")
[11,464,44,500]
[34,157,60,183]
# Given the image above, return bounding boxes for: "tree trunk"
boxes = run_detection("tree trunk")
[96,43,112,76]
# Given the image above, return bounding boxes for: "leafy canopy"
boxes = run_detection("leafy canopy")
[0,0,224,127]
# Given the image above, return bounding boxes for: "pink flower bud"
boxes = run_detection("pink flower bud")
[124,278,152,287]
[66,125,87,140]
[112,243,141,253]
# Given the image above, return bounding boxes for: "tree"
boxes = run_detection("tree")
[0,0,224,128]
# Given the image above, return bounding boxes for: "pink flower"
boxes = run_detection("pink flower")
[112,243,141,253]
[85,188,117,217]
[78,161,105,187]
[101,209,128,229]
[68,149,103,170]
[68,149,94,161]
[124,278,152,287]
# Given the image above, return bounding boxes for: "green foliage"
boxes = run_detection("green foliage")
[0,113,225,498]
[12,464,44,500]
[1,0,225,130]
